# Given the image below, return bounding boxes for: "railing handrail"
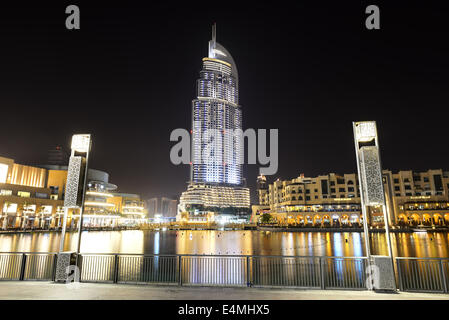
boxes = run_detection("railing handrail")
[395,257,449,261]
[0,252,58,255]
[78,253,369,259]
[1,252,447,261]
[0,251,447,293]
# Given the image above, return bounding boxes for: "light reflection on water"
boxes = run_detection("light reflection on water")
[0,230,448,257]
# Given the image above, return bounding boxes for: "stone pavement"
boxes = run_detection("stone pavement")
[0,281,447,300]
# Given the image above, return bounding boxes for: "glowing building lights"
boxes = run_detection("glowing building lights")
[86,191,114,197]
[179,24,250,218]
[83,201,115,207]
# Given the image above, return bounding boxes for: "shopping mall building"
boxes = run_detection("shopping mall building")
[0,156,147,230]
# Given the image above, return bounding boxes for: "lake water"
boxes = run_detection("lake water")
[0,230,448,257]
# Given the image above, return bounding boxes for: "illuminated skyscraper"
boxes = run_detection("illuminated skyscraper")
[191,24,242,185]
[179,24,250,219]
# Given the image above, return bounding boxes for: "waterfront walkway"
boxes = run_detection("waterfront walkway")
[0,282,447,300]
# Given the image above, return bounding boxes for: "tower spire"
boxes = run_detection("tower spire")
[212,22,216,43]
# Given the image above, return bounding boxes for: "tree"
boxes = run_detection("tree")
[2,202,11,230]
[260,212,272,224]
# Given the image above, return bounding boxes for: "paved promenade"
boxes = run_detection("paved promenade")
[0,282,447,300]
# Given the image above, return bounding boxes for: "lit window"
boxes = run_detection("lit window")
[18,191,31,198]
[0,164,8,183]
[3,203,17,213]
[0,189,12,196]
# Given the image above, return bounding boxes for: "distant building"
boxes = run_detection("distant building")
[109,193,147,226]
[257,169,449,227]
[253,175,270,223]
[146,197,177,221]
[47,146,69,166]
[257,175,268,191]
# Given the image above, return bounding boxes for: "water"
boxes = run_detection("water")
[0,230,448,257]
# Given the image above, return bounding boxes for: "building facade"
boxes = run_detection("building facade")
[257,169,449,227]
[383,169,449,226]
[0,156,147,230]
[109,193,147,227]
[178,24,250,223]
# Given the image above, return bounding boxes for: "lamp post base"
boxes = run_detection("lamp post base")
[55,252,77,283]
[371,255,396,292]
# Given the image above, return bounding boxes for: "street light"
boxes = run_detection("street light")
[353,121,396,292]
[56,134,91,283]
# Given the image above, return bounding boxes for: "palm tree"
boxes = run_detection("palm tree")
[37,206,46,229]
[2,202,11,230]
[20,201,29,230]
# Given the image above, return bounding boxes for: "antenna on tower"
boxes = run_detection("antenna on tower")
[212,22,216,43]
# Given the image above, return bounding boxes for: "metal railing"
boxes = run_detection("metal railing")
[252,256,321,288]
[0,252,56,281]
[397,257,449,293]
[0,252,448,294]
[78,253,368,290]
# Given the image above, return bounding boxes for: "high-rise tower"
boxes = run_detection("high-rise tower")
[191,23,242,185]
[178,24,250,221]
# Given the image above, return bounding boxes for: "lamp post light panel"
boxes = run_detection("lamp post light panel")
[71,134,91,153]
[353,121,385,206]
[354,121,377,143]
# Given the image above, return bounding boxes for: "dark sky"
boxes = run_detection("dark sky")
[0,1,447,202]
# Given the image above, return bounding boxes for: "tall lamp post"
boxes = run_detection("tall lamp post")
[55,134,91,283]
[353,121,396,292]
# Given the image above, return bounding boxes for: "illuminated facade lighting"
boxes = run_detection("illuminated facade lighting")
[84,201,115,207]
[86,191,114,197]
[191,29,242,186]
[179,24,250,217]
[122,211,145,215]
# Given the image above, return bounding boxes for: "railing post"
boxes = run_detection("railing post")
[19,253,27,281]
[246,256,251,287]
[439,259,448,293]
[52,254,58,281]
[113,254,119,284]
[78,253,83,282]
[396,259,403,292]
[178,255,182,286]
[319,257,326,289]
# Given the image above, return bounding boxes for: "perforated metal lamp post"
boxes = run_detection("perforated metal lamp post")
[353,122,396,291]
[56,134,91,283]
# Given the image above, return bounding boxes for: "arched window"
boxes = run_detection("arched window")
[347,180,354,185]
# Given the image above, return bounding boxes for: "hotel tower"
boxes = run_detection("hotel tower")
[178,24,250,222]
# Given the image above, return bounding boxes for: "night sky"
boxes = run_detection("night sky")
[0,2,447,202]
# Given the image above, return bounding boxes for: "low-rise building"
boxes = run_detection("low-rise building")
[110,193,147,226]
[256,169,449,227]
[0,155,147,230]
